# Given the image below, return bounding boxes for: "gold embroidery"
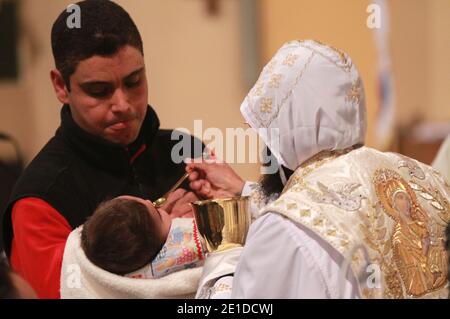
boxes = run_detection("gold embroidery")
[259,98,273,113]
[408,181,450,224]
[419,192,433,200]
[249,39,358,128]
[214,283,232,293]
[286,202,298,210]
[313,218,324,227]
[249,51,316,128]
[317,41,348,65]
[299,209,311,217]
[300,147,354,169]
[268,74,282,88]
[340,239,349,248]
[384,266,404,299]
[326,229,337,237]
[359,204,388,254]
[346,80,362,104]
[263,147,449,298]
[373,169,448,297]
[284,148,355,193]
[285,40,308,47]
[362,287,376,299]
[301,41,352,73]
[359,200,405,299]
[282,53,299,66]
[430,201,444,211]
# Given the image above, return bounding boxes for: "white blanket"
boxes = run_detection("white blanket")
[60,227,202,299]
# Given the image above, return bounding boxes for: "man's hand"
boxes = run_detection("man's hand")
[185,160,245,199]
[159,189,199,218]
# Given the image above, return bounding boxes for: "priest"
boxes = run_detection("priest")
[187,40,450,299]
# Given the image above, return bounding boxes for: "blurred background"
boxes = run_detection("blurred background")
[0,0,449,187]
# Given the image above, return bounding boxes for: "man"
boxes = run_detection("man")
[1,0,200,298]
[187,40,450,298]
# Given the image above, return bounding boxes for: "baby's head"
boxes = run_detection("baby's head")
[81,196,172,275]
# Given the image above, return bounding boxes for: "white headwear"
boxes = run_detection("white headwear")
[241,40,367,171]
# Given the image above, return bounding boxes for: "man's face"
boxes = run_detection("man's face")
[64,45,148,145]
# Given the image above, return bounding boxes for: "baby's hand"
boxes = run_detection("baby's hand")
[160,189,199,219]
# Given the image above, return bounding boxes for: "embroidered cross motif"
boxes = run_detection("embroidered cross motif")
[268,74,282,88]
[282,53,299,67]
[299,209,311,217]
[326,229,337,236]
[286,202,298,210]
[260,98,273,113]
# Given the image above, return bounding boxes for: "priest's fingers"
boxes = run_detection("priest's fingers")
[188,170,200,182]
[189,180,204,192]
[185,162,212,175]
[199,181,212,198]
[186,164,207,180]
[189,179,214,198]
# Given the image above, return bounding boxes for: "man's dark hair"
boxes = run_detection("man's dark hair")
[51,0,144,89]
[81,198,163,275]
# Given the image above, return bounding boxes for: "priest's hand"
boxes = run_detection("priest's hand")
[185,160,245,199]
[159,189,199,218]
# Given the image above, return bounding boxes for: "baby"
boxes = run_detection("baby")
[81,196,204,278]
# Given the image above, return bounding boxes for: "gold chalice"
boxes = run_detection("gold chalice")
[190,196,250,253]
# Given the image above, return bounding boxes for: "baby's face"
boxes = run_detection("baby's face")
[117,196,172,240]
